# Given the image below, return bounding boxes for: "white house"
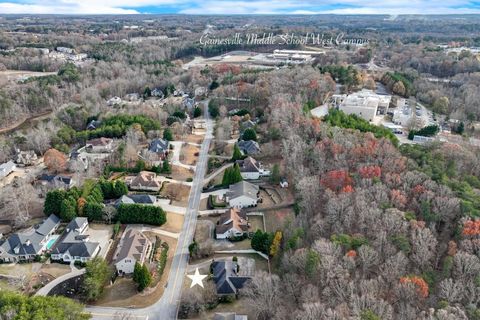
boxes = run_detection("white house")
[226,181,259,208]
[236,157,270,180]
[215,208,249,239]
[50,217,100,263]
[107,96,122,106]
[114,229,152,275]
[0,215,60,263]
[85,137,114,153]
[0,161,16,179]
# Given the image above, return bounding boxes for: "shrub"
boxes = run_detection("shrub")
[117,204,166,226]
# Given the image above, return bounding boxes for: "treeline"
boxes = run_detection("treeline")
[381,72,415,97]
[54,114,161,147]
[324,109,399,146]
[318,65,359,90]
[400,143,480,217]
[407,125,439,140]
[44,179,128,222]
[0,291,90,320]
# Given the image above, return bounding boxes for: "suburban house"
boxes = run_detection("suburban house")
[128,171,162,192]
[50,217,100,263]
[125,93,140,102]
[114,229,152,275]
[237,140,260,155]
[0,161,16,179]
[148,138,169,159]
[235,157,270,180]
[212,260,250,295]
[115,194,157,207]
[183,97,195,110]
[214,313,248,320]
[15,150,38,166]
[194,86,207,97]
[240,120,256,132]
[85,137,114,153]
[38,174,75,190]
[280,177,289,188]
[86,119,102,130]
[225,181,260,208]
[0,215,60,262]
[107,96,122,106]
[151,88,164,98]
[215,208,249,239]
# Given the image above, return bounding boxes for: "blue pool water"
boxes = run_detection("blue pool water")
[45,236,59,250]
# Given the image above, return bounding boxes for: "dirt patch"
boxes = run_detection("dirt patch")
[195,220,214,243]
[40,263,71,278]
[162,212,184,233]
[95,235,177,308]
[160,182,191,206]
[199,198,209,211]
[258,190,275,208]
[183,134,204,144]
[248,215,265,232]
[166,165,194,181]
[180,144,200,166]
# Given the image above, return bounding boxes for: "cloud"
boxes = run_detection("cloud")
[0,0,479,14]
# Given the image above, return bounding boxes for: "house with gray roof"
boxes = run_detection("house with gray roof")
[148,138,169,159]
[115,194,157,207]
[50,217,100,263]
[151,88,164,98]
[86,119,102,130]
[0,161,16,179]
[212,260,250,295]
[38,174,75,190]
[15,150,38,166]
[225,181,259,208]
[237,140,260,155]
[235,157,270,180]
[114,229,152,274]
[0,215,60,262]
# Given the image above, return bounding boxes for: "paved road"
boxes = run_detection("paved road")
[87,101,213,320]
[36,266,85,296]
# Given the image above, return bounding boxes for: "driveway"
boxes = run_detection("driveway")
[89,225,113,258]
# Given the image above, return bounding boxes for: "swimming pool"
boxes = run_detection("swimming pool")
[45,235,59,250]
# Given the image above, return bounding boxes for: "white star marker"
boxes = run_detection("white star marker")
[187,268,208,288]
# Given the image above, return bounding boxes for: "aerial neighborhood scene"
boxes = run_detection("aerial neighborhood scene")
[1,1,480,320]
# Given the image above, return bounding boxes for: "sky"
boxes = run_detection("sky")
[1,0,480,15]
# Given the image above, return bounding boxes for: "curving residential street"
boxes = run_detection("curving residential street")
[87,100,213,320]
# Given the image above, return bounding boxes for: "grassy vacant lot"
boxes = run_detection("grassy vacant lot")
[40,263,71,278]
[180,144,200,166]
[162,212,184,233]
[168,165,194,181]
[183,134,204,144]
[264,208,294,233]
[248,215,265,232]
[95,235,177,308]
[160,182,191,206]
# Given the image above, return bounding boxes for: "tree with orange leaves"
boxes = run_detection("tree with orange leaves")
[462,219,480,236]
[44,148,67,173]
[400,276,429,298]
[320,170,353,192]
